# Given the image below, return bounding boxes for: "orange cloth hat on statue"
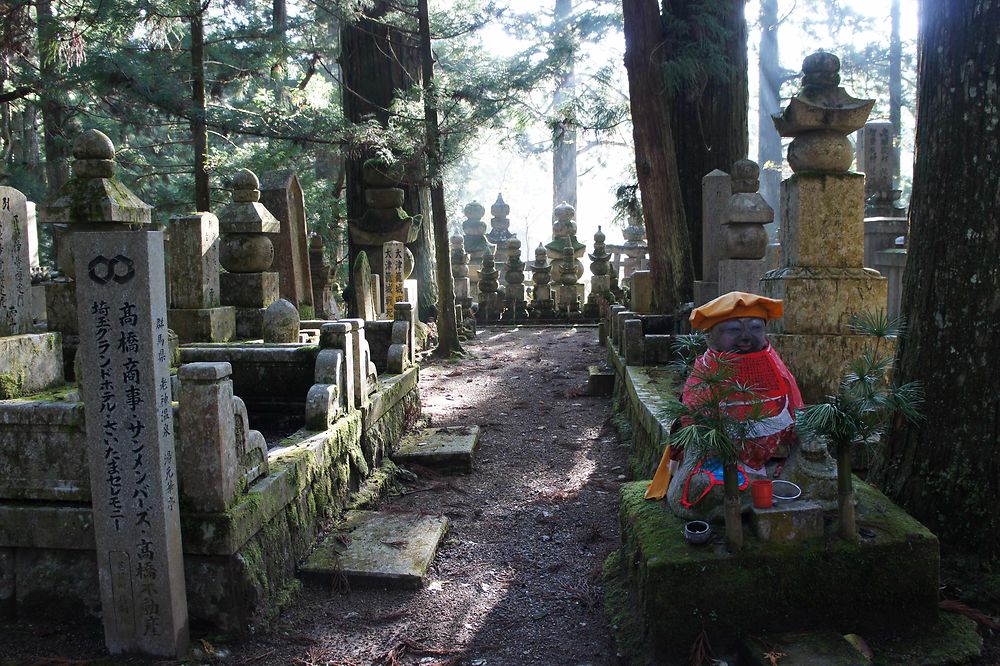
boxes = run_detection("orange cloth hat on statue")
[689,292,784,332]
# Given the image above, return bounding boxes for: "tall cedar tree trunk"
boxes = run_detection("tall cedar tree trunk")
[36,0,70,198]
[552,0,577,210]
[622,0,693,312]
[889,0,902,185]
[869,0,1000,560]
[190,0,210,211]
[757,0,782,213]
[416,0,461,356]
[668,0,748,280]
[340,2,439,320]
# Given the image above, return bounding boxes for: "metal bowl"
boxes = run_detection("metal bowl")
[683,520,713,545]
[772,480,802,501]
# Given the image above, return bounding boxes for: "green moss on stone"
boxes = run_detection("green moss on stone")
[616,480,940,657]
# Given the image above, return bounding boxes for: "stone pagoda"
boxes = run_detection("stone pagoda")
[718,159,774,295]
[476,250,501,323]
[583,226,613,317]
[218,168,281,339]
[502,238,528,321]
[461,201,494,295]
[451,234,472,312]
[545,202,585,311]
[529,243,555,319]
[486,194,515,285]
[621,212,647,288]
[761,51,887,402]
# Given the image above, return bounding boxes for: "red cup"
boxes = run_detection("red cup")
[751,479,773,509]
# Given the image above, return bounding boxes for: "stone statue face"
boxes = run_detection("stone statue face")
[708,317,767,354]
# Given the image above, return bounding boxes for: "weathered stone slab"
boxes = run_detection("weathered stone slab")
[718,258,768,296]
[300,510,448,589]
[629,270,653,314]
[0,332,64,398]
[260,171,313,309]
[394,426,480,474]
[701,169,731,282]
[219,271,279,309]
[762,267,887,336]
[0,398,86,501]
[751,500,824,543]
[0,186,33,336]
[73,229,188,656]
[587,364,615,396]
[167,307,236,343]
[45,281,78,335]
[382,241,405,317]
[780,174,866,268]
[167,212,221,310]
[740,631,868,665]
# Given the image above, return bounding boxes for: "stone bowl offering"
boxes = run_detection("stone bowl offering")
[683,520,713,545]
[772,480,802,502]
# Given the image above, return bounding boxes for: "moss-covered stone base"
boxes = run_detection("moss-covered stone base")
[0,367,421,634]
[613,480,940,661]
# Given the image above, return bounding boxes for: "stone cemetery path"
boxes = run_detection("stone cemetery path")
[232,325,625,665]
[0,326,625,664]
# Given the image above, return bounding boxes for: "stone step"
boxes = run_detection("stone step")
[393,425,480,474]
[587,363,615,396]
[299,510,448,589]
[740,631,868,666]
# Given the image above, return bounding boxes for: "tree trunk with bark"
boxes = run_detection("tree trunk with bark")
[551,0,577,210]
[622,0,693,312]
[889,0,902,185]
[668,0,748,279]
[416,0,461,356]
[869,0,1000,561]
[757,0,782,213]
[190,0,210,211]
[340,2,438,319]
[36,0,70,198]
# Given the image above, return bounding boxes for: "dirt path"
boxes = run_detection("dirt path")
[0,326,626,665]
[229,325,626,665]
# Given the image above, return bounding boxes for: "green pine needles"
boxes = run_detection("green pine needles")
[796,310,923,540]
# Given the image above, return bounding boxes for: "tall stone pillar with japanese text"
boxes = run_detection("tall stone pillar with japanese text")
[382,241,406,317]
[75,229,189,657]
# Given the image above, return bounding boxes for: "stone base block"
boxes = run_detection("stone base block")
[781,173,865,268]
[629,271,652,313]
[613,480,939,660]
[393,426,480,474]
[0,333,64,398]
[168,307,236,343]
[234,307,267,340]
[587,364,615,396]
[44,282,77,335]
[718,258,768,296]
[751,500,824,543]
[300,511,448,589]
[761,267,887,335]
[220,271,279,308]
[591,274,611,295]
[557,283,584,309]
[767,332,896,404]
[693,280,719,306]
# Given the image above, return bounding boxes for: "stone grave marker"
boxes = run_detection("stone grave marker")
[352,252,376,321]
[382,241,405,317]
[0,186,34,336]
[74,229,188,657]
[260,170,313,310]
[167,212,235,342]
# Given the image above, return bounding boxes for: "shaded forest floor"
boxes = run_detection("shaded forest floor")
[0,326,626,665]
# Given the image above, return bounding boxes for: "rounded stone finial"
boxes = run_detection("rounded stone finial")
[233,168,260,191]
[491,193,510,218]
[464,201,486,220]
[73,130,115,160]
[72,129,116,178]
[802,51,841,88]
[231,168,261,203]
[731,159,761,193]
[263,299,300,343]
[594,226,606,244]
[553,201,576,222]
